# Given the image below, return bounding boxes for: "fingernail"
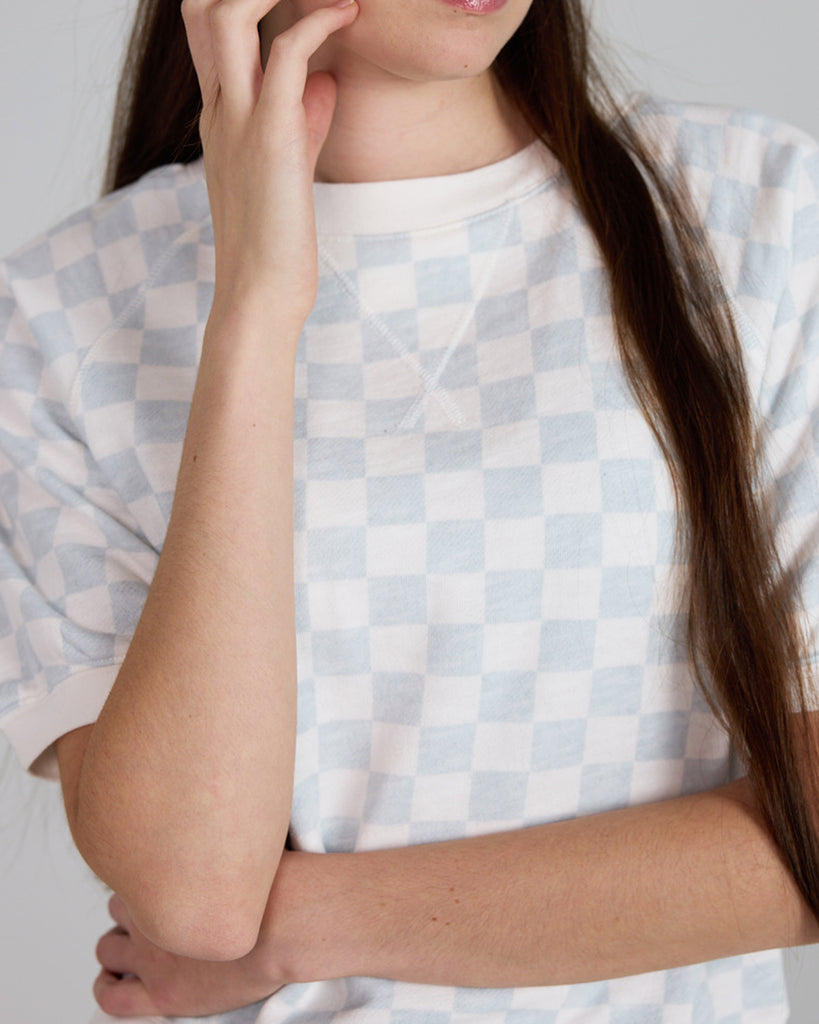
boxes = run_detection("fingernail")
[335,0,357,7]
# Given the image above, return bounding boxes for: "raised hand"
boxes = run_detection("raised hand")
[58,1,361,973]
[181,0,359,323]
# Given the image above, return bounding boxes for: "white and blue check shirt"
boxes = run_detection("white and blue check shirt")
[2,96,819,1022]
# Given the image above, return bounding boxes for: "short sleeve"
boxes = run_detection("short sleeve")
[628,100,819,693]
[0,237,158,779]
[743,133,819,681]
[0,180,207,778]
[0,161,209,777]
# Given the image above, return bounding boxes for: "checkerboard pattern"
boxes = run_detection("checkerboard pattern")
[2,97,818,1023]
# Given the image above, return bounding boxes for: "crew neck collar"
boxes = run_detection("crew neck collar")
[312,140,560,237]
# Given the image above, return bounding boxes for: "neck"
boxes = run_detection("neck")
[314,69,533,183]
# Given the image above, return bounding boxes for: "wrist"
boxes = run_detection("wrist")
[259,851,367,985]
[207,287,309,351]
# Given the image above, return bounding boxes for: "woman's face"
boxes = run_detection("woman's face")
[261,0,535,84]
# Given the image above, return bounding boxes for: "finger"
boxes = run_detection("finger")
[97,928,133,976]
[302,71,339,171]
[260,1,358,114]
[94,970,162,1019]
[181,0,221,107]
[108,893,133,931]
[209,0,281,112]
[183,0,289,113]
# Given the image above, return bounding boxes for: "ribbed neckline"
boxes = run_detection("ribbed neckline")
[313,140,560,237]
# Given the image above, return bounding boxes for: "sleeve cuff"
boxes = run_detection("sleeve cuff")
[0,663,121,779]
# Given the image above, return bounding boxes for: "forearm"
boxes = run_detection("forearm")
[71,296,302,957]
[268,779,819,987]
[60,0,363,960]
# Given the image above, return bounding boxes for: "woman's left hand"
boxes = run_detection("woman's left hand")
[94,894,283,1018]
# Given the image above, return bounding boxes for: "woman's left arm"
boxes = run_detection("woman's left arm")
[94,774,819,1017]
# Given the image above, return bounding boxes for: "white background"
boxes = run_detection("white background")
[1,0,819,1020]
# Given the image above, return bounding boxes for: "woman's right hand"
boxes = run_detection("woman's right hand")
[60,2,353,962]
[181,0,359,324]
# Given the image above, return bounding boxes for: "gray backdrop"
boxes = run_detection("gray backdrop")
[1,1,818,1021]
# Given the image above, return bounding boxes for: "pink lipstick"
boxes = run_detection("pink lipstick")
[440,0,508,13]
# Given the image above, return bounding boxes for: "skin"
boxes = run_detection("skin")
[91,777,819,1017]
[52,0,819,1017]
[258,0,536,182]
[58,0,364,966]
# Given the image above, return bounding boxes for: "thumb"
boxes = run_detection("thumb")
[94,970,164,1019]
[302,71,339,173]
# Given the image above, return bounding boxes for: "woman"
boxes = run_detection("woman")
[1,0,818,1020]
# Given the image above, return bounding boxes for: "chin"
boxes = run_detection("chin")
[319,0,532,83]
[338,28,515,83]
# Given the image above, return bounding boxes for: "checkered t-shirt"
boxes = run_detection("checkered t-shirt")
[2,97,819,1023]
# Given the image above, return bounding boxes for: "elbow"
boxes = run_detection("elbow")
[106,860,271,961]
[131,895,266,961]
[73,822,276,961]
[59,726,286,960]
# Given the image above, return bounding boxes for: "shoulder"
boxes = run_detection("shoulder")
[625,93,819,189]
[615,97,819,408]
[625,94,819,254]
[625,96,819,339]
[1,160,210,360]
[3,159,209,276]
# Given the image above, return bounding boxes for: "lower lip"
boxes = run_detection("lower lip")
[440,0,508,12]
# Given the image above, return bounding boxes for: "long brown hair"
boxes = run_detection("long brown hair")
[105,0,819,919]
